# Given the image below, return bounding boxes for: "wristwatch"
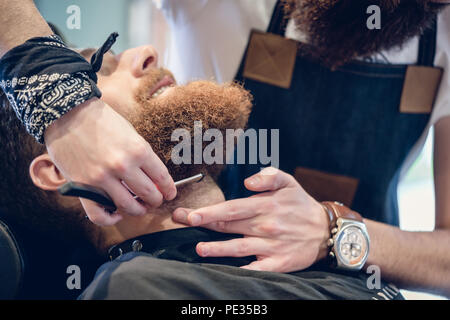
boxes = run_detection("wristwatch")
[321,201,370,271]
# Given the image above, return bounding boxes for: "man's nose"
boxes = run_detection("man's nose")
[131,45,159,78]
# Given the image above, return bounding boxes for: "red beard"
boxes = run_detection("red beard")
[130,68,253,181]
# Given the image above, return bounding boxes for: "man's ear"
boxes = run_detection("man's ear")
[29,154,67,191]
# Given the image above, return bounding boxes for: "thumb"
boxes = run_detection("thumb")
[240,257,280,272]
[172,207,195,225]
[244,167,298,193]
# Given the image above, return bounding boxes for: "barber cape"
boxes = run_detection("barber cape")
[79,227,401,300]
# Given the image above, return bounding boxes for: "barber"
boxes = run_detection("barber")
[0,0,177,226]
[167,0,450,296]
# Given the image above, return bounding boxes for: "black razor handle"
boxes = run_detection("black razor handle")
[58,181,117,212]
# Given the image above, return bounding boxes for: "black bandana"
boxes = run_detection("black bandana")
[0,33,118,143]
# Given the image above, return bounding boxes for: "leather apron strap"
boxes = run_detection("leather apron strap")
[267,0,288,36]
[417,18,438,67]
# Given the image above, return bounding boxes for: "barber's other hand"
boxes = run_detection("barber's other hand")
[173,167,330,272]
[45,98,176,226]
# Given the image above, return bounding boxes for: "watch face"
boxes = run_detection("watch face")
[336,225,368,267]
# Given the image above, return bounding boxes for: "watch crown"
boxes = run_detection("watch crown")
[331,227,338,235]
[327,238,334,247]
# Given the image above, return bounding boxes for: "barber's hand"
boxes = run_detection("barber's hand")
[172,167,330,272]
[45,98,177,226]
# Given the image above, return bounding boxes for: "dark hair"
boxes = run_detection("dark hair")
[0,92,91,242]
[284,0,446,69]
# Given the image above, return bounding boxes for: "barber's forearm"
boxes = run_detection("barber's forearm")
[365,219,450,297]
[0,0,52,57]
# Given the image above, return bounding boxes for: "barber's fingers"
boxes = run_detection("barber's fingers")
[244,167,299,193]
[240,258,281,272]
[103,178,148,216]
[173,208,276,237]
[141,150,177,201]
[196,237,270,258]
[82,177,148,225]
[197,236,285,272]
[122,169,163,208]
[172,197,264,226]
[80,198,123,226]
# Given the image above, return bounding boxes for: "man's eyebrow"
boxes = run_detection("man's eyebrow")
[79,48,97,61]
[79,47,116,60]
[77,48,118,76]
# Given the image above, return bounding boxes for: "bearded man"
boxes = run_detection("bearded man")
[0,40,394,299]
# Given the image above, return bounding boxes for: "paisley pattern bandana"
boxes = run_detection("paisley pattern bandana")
[0,33,118,144]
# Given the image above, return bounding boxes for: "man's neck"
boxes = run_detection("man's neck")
[97,175,225,253]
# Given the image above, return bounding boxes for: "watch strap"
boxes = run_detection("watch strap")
[321,201,367,268]
[321,201,363,230]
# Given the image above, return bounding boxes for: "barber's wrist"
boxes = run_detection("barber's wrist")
[44,97,100,144]
[320,201,370,271]
[315,201,331,263]
[0,34,101,143]
[1,32,118,144]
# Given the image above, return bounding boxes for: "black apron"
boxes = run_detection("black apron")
[220,2,438,226]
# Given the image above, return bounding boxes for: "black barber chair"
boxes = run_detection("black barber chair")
[0,213,103,300]
[0,219,24,299]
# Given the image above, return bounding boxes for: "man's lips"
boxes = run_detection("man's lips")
[149,75,175,98]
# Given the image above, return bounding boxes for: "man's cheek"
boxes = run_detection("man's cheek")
[99,88,132,117]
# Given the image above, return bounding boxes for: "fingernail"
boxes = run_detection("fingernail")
[174,208,188,221]
[168,187,177,200]
[189,213,202,226]
[198,244,208,256]
[246,175,261,186]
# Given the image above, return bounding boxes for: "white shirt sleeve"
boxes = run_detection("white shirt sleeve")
[153,0,277,84]
[399,6,450,180]
[153,0,209,26]
[430,6,450,125]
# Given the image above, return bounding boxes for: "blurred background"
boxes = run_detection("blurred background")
[34,0,170,58]
[34,0,446,300]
